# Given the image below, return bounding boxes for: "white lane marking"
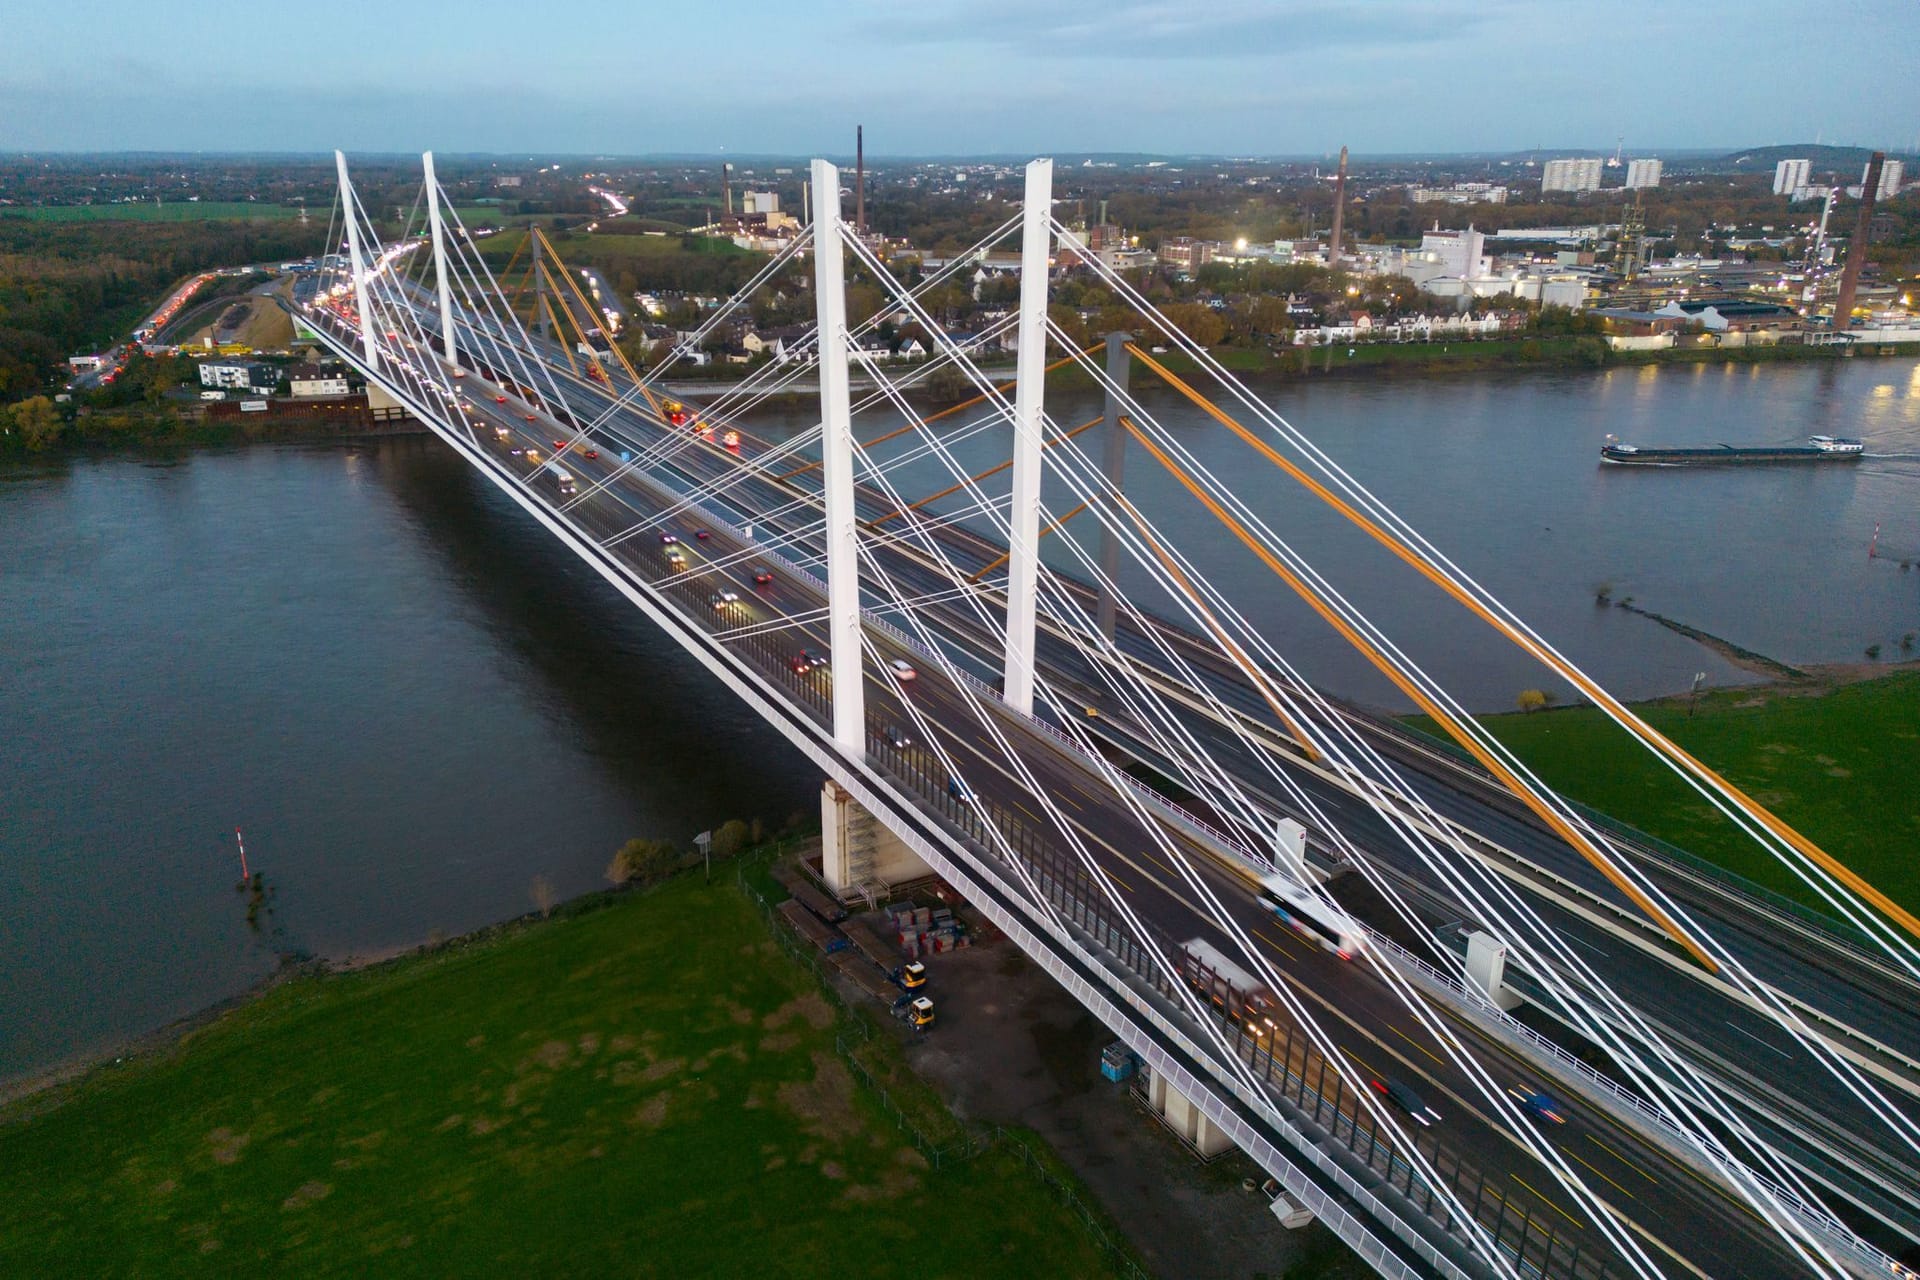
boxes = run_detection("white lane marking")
[1724,1020,1793,1060]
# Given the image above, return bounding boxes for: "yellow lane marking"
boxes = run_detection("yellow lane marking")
[1256,925,1301,962]
[1344,1048,1380,1079]
[1057,792,1086,812]
[1511,1173,1586,1231]
[1390,1023,1446,1068]
[1562,1146,1636,1200]
[1585,1133,1660,1185]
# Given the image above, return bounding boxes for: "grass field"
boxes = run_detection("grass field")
[1408,670,1920,917]
[0,871,1116,1277]
[0,202,303,223]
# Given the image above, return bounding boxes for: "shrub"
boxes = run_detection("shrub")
[606,838,680,887]
[709,819,752,861]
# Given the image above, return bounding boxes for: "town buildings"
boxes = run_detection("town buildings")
[1624,159,1663,190]
[197,360,277,392]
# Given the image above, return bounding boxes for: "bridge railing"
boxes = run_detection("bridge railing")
[1361,925,1910,1280]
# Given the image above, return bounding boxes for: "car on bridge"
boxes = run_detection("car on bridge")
[947,777,976,805]
[494,394,507,404]
[789,648,827,674]
[752,567,774,585]
[694,529,711,540]
[711,590,741,613]
[1508,1087,1567,1125]
[1371,1076,1441,1127]
[666,549,687,570]
[888,659,917,683]
[884,726,911,749]
[659,533,679,544]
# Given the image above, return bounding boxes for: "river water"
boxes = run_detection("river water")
[3,357,1917,1081]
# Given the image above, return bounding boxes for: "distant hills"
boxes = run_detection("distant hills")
[1722,143,1918,173]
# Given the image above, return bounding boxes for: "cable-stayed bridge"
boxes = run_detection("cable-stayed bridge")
[292,151,1920,1280]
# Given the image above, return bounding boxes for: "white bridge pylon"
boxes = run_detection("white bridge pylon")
[811,156,866,758]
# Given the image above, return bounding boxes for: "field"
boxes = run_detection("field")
[0,870,1116,1278]
[1409,670,1920,917]
[0,202,303,223]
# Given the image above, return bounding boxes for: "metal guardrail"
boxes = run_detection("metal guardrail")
[1380,722,1895,968]
[1361,926,1911,1280]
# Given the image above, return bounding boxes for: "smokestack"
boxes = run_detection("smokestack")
[856,125,866,237]
[723,162,733,218]
[1831,152,1884,333]
[1329,145,1349,264]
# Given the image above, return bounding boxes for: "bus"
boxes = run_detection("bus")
[552,467,577,496]
[1259,874,1366,960]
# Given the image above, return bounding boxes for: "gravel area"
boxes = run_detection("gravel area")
[895,940,1365,1280]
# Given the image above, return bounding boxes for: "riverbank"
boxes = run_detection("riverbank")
[655,334,1920,401]
[1409,666,1920,918]
[0,864,1127,1278]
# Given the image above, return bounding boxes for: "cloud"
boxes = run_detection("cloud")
[868,0,1508,60]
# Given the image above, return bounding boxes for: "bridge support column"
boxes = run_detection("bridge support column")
[1465,930,1523,1011]
[1095,329,1130,642]
[333,151,380,371]
[1146,1066,1237,1157]
[1002,157,1053,717]
[811,158,867,759]
[421,151,459,370]
[820,779,929,896]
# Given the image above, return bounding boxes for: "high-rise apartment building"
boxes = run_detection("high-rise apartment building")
[1773,158,1812,197]
[1541,158,1604,193]
[1624,159,1662,189]
[1866,159,1904,199]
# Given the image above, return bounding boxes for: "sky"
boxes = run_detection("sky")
[5,1,1917,158]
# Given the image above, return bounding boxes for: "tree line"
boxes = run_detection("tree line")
[0,218,324,403]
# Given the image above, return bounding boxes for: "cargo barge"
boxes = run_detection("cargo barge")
[1600,434,1864,466]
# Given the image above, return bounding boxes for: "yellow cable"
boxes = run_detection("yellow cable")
[1122,416,1719,972]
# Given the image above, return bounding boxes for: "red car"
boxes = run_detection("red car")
[752,568,774,585]
[494,394,507,404]
[584,449,599,460]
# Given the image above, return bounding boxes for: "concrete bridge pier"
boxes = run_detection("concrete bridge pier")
[820,779,930,899]
[1145,1066,1237,1157]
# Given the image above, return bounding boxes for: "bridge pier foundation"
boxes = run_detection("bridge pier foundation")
[819,779,930,898]
[1146,1065,1238,1158]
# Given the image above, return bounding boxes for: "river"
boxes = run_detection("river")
[3,356,1917,1082]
